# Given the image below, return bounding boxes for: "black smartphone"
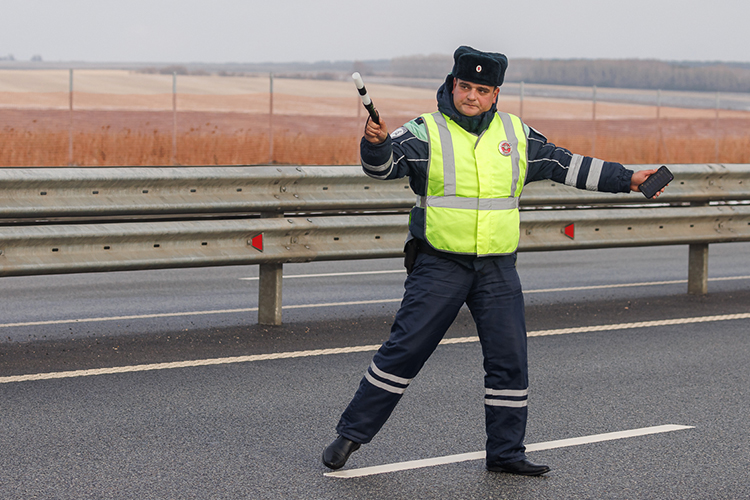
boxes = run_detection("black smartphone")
[639,165,673,199]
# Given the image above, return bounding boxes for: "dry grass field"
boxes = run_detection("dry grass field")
[2,70,749,166]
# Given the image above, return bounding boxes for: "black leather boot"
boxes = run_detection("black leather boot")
[322,436,361,470]
[487,459,551,476]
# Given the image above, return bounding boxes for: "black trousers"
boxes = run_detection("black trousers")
[336,251,529,466]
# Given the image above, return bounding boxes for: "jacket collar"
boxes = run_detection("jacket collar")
[436,75,498,136]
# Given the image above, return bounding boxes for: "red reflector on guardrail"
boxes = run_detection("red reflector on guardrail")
[251,233,263,252]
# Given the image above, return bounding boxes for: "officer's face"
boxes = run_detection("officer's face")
[452,78,499,117]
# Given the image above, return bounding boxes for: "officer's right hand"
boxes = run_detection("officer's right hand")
[364,116,389,144]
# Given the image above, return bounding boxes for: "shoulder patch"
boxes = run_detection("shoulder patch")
[390,127,408,139]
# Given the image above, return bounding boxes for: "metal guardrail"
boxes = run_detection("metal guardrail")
[1,164,749,324]
[0,215,410,274]
[2,206,749,271]
[2,164,748,218]
[0,166,413,218]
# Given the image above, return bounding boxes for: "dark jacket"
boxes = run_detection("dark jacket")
[360,77,634,267]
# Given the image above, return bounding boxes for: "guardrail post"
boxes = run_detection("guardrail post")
[258,212,283,325]
[687,201,709,295]
[688,243,709,295]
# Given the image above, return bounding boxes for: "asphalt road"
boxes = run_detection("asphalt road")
[1,243,749,499]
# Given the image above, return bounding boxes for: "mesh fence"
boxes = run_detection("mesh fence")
[2,69,750,167]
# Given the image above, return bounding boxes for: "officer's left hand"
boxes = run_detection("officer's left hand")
[630,168,667,197]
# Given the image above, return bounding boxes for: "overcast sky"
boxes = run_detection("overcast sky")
[2,0,749,64]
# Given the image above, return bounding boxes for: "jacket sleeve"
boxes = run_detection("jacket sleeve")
[525,126,633,194]
[360,118,429,194]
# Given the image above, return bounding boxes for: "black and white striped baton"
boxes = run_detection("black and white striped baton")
[352,72,380,124]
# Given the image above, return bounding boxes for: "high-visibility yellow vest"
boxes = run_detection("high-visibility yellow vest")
[418,111,528,256]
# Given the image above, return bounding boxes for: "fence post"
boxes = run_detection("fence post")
[656,89,662,162]
[172,72,177,165]
[258,212,283,325]
[715,91,720,163]
[355,97,362,161]
[519,81,524,120]
[68,69,74,166]
[269,72,274,164]
[591,85,597,157]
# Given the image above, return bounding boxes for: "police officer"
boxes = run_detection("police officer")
[322,46,664,475]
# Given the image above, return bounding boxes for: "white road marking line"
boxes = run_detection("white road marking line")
[525,279,685,293]
[0,299,403,328]
[0,308,260,328]
[0,344,384,384]
[522,275,750,294]
[526,312,750,337]
[240,273,750,292]
[324,424,694,478]
[3,275,747,329]
[284,298,402,310]
[1,312,748,385]
[239,270,405,280]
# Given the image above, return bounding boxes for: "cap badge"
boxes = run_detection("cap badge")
[476,65,482,73]
[499,141,512,156]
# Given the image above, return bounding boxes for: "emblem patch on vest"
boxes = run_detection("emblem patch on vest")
[499,140,512,156]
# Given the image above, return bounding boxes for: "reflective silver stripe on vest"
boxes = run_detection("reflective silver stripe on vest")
[565,153,584,187]
[432,112,456,196]
[497,112,521,197]
[586,158,605,191]
[417,195,519,210]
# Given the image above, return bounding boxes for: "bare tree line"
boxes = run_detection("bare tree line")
[390,54,750,92]
[5,53,750,93]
